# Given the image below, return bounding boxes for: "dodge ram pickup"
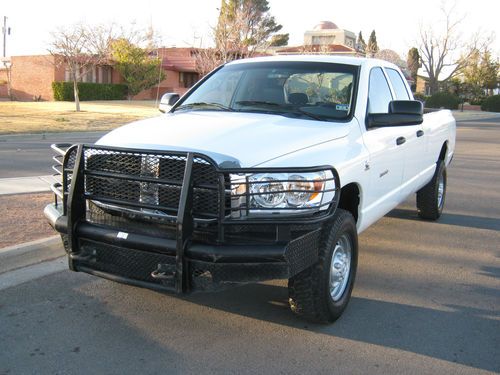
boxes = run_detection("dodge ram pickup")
[45,56,456,323]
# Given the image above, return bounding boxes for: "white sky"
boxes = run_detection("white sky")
[2,0,499,59]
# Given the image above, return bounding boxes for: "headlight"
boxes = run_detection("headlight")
[250,174,287,208]
[230,169,336,217]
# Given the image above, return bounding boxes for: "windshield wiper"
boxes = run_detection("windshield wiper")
[236,100,282,108]
[236,100,326,121]
[175,102,234,112]
[288,108,326,121]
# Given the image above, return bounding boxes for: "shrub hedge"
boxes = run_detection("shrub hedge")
[425,92,461,110]
[52,82,128,101]
[481,95,500,112]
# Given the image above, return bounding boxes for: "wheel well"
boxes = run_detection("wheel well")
[439,142,448,162]
[338,183,360,222]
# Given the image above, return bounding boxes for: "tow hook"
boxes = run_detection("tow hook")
[151,263,176,282]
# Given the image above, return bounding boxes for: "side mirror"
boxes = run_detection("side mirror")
[367,100,423,128]
[159,93,180,113]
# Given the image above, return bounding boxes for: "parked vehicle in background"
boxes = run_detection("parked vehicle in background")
[45,56,456,323]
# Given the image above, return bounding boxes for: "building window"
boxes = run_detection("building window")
[81,67,95,83]
[64,67,71,82]
[179,72,199,88]
[99,66,112,84]
[312,36,334,45]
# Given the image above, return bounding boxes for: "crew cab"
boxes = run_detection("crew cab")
[45,56,456,323]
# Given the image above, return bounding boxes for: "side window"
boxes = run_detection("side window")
[368,68,393,114]
[386,68,410,100]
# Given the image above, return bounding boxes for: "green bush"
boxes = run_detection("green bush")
[481,95,500,112]
[52,82,128,101]
[412,93,429,103]
[425,92,461,110]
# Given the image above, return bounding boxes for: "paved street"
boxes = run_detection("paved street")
[0,132,104,177]
[0,117,499,374]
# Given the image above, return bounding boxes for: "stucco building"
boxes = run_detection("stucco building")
[275,21,362,56]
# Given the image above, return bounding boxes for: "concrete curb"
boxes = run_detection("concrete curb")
[451,110,500,121]
[0,235,65,275]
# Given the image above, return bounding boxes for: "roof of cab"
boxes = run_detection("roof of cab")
[226,54,399,70]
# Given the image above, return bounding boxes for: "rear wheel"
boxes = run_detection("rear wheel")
[417,160,447,220]
[288,209,358,323]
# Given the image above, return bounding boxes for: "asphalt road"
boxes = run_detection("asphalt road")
[0,132,104,178]
[0,118,499,374]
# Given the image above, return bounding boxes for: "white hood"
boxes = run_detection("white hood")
[96,111,351,168]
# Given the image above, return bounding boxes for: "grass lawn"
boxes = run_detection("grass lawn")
[0,100,160,134]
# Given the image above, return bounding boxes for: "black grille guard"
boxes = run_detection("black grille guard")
[49,143,341,293]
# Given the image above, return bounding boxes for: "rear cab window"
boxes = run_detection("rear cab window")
[386,68,410,100]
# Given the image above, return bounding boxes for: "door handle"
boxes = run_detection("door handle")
[396,136,406,145]
[416,130,424,137]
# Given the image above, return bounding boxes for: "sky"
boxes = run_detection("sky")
[2,0,499,60]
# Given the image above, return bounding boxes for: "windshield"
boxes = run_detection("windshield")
[174,61,358,121]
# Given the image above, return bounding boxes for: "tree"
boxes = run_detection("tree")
[376,49,405,67]
[418,3,492,95]
[407,47,420,89]
[195,0,287,76]
[367,30,379,57]
[357,31,366,52]
[463,48,499,98]
[48,24,115,111]
[111,39,164,99]
[480,50,499,95]
[270,33,289,47]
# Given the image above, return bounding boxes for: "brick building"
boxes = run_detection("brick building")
[133,47,200,100]
[0,47,200,101]
[0,55,65,101]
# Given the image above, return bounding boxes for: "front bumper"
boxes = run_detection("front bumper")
[45,203,321,293]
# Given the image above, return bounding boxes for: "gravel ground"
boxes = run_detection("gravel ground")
[0,193,55,248]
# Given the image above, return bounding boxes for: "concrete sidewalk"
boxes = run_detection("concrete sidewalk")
[0,175,54,195]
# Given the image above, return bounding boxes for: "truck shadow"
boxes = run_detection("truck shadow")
[387,208,500,231]
[185,283,499,372]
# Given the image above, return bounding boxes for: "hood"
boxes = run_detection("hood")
[96,111,351,168]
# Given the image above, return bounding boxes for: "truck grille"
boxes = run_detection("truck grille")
[82,147,222,221]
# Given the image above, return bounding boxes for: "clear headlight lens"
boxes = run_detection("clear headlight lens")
[231,170,334,217]
[250,174,287,208]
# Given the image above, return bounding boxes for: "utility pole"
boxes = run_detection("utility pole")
[2,16,12,99]
[2,16,7,57]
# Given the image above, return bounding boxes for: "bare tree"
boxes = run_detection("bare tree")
[418,2,492,95]
[48,24,116,111]
[375,49,405,67]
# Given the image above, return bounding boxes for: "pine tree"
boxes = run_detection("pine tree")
[367,30,379,57]
[357,31,366,52]
[407,47,420,88]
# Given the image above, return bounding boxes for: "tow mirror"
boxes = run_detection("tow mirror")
[159,93,180,113]
[367,100,423,128]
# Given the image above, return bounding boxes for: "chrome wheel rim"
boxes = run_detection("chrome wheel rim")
[329,234,352,302]
[437,172,445,209]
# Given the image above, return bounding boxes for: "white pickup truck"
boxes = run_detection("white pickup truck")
[45,56,456,323]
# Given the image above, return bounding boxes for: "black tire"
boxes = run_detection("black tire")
[288,209,358,323]
[417,160,447,220]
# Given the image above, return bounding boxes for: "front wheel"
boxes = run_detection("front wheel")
[416,160,447,220]
[288,209,358,323]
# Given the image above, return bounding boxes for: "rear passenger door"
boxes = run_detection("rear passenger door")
[385,68,426,196]
[361,67,406,219]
